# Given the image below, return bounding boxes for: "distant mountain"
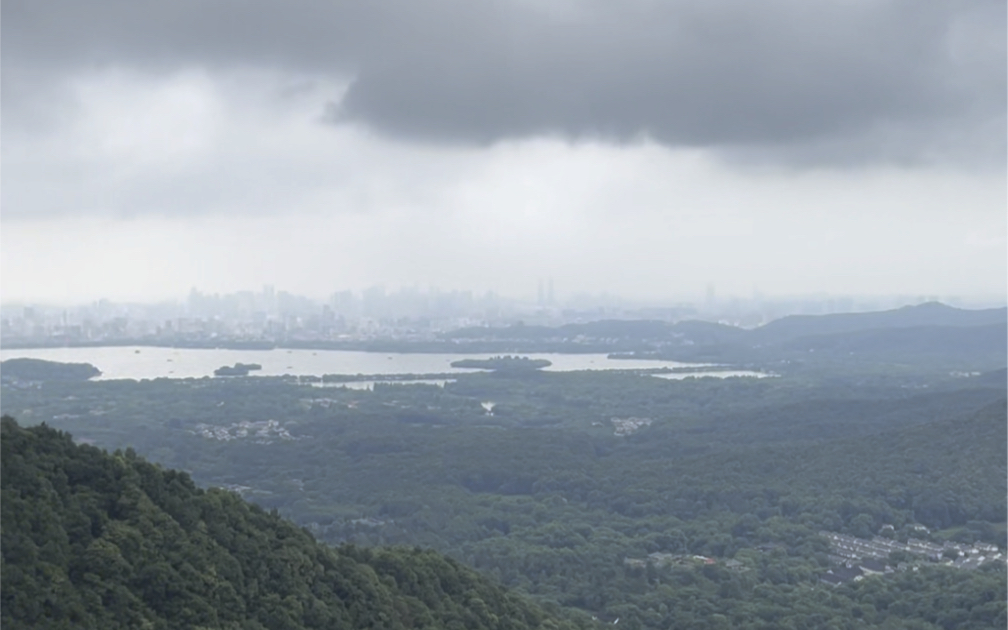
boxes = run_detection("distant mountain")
[437,304,1006,370]
[0,417,582,630]
[448,303,1006,350]
[654,304,1008,367]
[752,302,1007,344]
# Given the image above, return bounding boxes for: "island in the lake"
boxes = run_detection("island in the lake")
[0,358,101,382]
[213,363,263,377]
[450,355,552,371]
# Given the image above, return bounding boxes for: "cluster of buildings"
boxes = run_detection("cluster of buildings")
[1,287,504,346]
[624,552,751,573]
[624,531,1005,587]
[190,419,297,443]
[608,417,654,436]
[625,553,718,569]
[2,285,967,348]
[820,530,1005,585]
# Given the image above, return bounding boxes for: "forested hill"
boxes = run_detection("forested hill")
[0,417,583,630]
[751,302,1008,343]
[441,304,1007,366]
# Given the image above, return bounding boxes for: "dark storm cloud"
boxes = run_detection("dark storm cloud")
[3,0,1005,163]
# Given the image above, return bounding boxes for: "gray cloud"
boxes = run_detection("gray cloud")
[3,0,1005,164]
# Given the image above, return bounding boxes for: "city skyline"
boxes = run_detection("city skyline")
[3,281,1003,313]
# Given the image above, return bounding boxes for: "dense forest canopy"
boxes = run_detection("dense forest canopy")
[0,358,101,382]
[2,305,1006,629]
[0,417,582,630]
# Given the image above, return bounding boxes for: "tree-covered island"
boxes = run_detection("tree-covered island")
[450,355,552,372]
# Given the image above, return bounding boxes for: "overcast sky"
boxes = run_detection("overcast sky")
[2,0,1005,305]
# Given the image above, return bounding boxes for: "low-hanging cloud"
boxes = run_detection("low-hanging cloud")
[3,0,1005,165]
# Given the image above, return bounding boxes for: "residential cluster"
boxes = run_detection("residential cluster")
[819,530,1005,586]
[191,419,298,443]
[625,553,717,569]
[624,552,750,573]
[609,417,654,436]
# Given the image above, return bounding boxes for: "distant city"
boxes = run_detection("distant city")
[0,283,999,348]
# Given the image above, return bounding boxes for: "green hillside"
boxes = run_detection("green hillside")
[0,416,582,630]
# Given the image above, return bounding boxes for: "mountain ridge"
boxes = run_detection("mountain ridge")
[0,416,583,630]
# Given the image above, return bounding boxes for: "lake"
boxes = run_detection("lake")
[0,346,767,381]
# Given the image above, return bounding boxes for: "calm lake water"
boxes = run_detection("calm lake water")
[0,346,766,381]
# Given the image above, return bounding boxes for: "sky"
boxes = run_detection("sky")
[2,0,1006,305]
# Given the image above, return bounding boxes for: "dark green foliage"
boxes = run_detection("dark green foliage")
[1,358,101,382]
[451,356,553,371]
[0,417,581,630]
[775,323,1007,361]
[213,363,262,377]
[3,358,1006,628]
